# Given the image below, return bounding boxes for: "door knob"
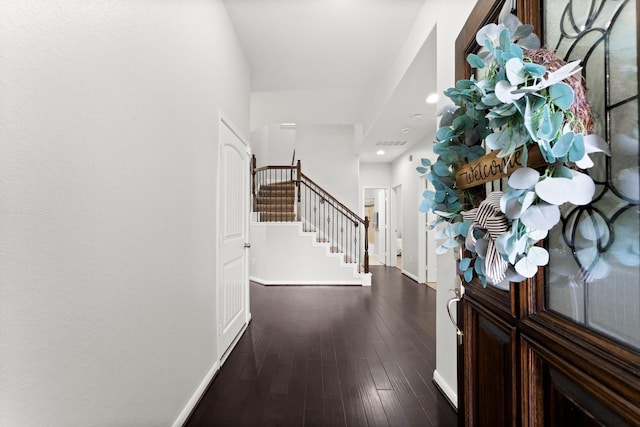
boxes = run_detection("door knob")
[244,243,251,248]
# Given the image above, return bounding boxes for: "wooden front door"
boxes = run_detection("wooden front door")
[456,1,639,426]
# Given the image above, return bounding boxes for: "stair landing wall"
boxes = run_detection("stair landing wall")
[249,222,370,286]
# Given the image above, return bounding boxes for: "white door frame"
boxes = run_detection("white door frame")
[390,184,402,269]
[362,186,390,265]
[216,111,250,365]
[418,174,437,284]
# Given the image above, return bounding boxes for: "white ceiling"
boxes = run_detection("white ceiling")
[223,0,439,163]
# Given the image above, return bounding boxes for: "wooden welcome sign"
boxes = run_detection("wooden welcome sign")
[455,145,546,190]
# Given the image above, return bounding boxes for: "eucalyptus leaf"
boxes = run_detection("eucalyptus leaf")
[552,165,574,178]
[504,197,524,219]
[464,127,482,146]
[537,106,563,141]
[520,190,537,212]
[509,43,524,60]
[495,80,522,104]
[513,246,550,277]
[519,202,560,231]
[549,82,574,110]
[505,265,527,282]
[416,166,428,174]
[537,139,556,163]
[567,171,596,205]
[433,162,451,177]
[496,231,515,258]
[421,158,432,167]
[463,267,474,283]
[467,53,485,69]
[518,33,541,49]
[568,133,585,161]
[476,23,501,46]
[459,258,472,271]
[523,62,546,77]
[505,58,526,85]
[512,24,534,41]
[508,167,540,189]
[520,145,529,166]
[534,177,571,205]
[419,198,433,213]
[436,126,454,142]
[528,246,549,265]
[444,238,460,249]
[525,228,548,241]
[459,221,472,237]
[499,28,511,51]
[535,172,595,206]
[551,131,574,158]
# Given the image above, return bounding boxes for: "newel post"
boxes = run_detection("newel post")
[251,154,257,212]
[364,216,369,273]
[296,159,302,221]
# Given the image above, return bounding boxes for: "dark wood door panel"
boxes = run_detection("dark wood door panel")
[464,299,519,427]
[522,336,640,427]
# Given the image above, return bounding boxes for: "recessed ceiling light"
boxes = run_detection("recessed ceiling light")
[401,127,412,134]
[425,93,439,104]
[411,113,423,120]
[280,122,296,129]
[376,150,385,155]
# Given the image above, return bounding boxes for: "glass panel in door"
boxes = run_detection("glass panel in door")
[544,0,639,349]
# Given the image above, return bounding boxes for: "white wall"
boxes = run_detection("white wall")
[250,223,366,285]
[296,124,360,211]
[250,124,296,167]
[360,162,392,189]
[0,1,250,426]
[432,2,478,408]
[391,149,431,281]
[372,0,476,407]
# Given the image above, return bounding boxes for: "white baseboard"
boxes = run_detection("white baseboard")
[250,276,365,286]
[173,361,220,427]
[402,270,420,283]
[427,267,438,283]
[433,369,458,409]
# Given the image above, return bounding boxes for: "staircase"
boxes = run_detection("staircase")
[251,156,370,285]
[255,181,296,222]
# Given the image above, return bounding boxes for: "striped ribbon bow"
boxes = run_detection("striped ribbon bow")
[462,191,508,285]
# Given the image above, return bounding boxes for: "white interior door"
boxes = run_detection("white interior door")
[217,117,249,363]
[376,189,387,264]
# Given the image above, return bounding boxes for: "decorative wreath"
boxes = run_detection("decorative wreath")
[417,15,610,286]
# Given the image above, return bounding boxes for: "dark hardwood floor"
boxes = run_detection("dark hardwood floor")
[186,266,458,426]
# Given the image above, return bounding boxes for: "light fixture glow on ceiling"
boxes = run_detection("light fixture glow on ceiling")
[411,113,423,120]
[401,127,412,134]
[376,150,385,155]
[425,93,439,104]
[280,122,297,129]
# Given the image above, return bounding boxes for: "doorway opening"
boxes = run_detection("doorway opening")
[363,187,389,266]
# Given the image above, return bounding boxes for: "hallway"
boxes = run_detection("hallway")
[187,266,457,426]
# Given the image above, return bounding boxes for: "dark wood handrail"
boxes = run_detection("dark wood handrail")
[254,165,296,172]
[300,172,366,226]
[299,181,360,224]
